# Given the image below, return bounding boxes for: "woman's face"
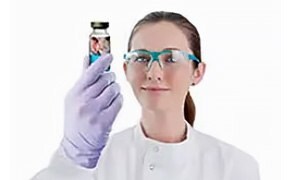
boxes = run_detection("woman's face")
[123,21,204,111]
[90,39,100,53]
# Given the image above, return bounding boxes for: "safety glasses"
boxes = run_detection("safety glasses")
[123,49,200,71]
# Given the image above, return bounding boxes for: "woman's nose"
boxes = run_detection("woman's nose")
[146,61,163,81]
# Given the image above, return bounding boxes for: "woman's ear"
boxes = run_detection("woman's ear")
[123,62,128,80]
[191,62,206,86]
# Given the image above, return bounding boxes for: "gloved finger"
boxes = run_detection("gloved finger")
[82,72,116,101]
[77,54,113,92]
[90,92,123,129]
[95,82,121,110]
[100,93,123,125]
[103,91,123,111]
[83,56,90,72]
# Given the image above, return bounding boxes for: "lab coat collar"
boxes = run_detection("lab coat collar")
[133,120,196,163]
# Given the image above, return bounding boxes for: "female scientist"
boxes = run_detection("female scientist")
[32,11,260,180]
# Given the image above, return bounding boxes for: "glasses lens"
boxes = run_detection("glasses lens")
[159,50,188,66]
[126,51,150,62]
[126,51,151,70]
[125,50,191,70]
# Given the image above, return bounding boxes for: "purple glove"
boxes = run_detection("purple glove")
[60,54,123,169]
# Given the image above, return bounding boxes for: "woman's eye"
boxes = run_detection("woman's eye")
[135,56,150,62]
[162,54,177,63]
[166,57,177,63]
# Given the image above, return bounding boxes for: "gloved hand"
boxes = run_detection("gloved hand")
[60,54,123,169]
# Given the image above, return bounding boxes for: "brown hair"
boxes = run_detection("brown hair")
[127,11,202,126]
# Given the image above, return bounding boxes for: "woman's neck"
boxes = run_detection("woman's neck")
[140,108,187,143]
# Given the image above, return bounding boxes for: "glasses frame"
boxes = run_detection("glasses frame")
[123,49,201,71]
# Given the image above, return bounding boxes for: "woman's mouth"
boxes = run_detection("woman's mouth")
[141,87,170,92]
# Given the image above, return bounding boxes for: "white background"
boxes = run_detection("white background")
[9,0,282,179]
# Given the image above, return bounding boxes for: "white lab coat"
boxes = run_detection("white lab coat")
[32,121,260,180]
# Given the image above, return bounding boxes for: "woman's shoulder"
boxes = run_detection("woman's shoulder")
[191,128,259,170]
[190,128,239,151]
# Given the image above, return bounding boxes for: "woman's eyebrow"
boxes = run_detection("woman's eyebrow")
[132,48,149,51]
[132,48,181,52]
[163,47,181,51]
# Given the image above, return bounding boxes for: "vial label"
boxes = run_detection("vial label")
[89,35,111,70]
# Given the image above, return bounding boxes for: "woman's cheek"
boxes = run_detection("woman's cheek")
[130,75,143,91]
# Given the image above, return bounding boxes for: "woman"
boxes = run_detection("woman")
[89,37,101,63]
[32,11,260,180]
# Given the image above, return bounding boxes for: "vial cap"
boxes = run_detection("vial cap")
[91,21,109,29]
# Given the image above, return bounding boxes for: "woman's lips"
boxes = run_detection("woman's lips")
[141,87,170,91]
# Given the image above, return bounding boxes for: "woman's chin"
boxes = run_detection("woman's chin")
[140,100,169,111]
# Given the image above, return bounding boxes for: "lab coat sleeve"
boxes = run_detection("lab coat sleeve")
[225,148,260,180]
[31,146,97,180]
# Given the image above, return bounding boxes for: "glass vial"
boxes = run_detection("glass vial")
[89,21,110,70]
